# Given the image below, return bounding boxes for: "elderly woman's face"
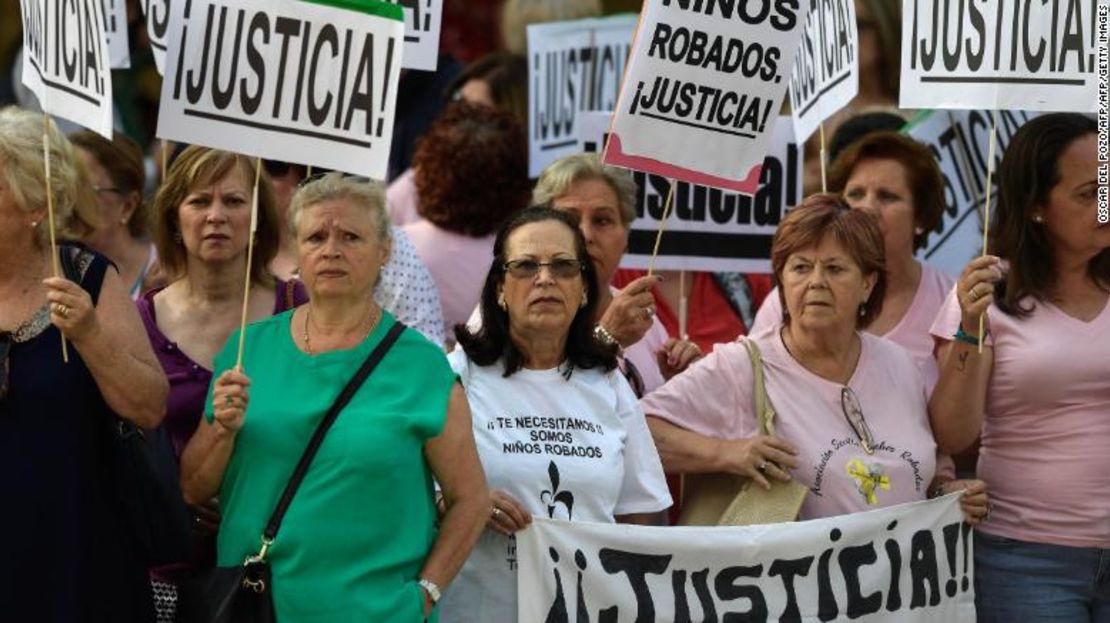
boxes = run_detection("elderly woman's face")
[499,220,586,342]
[177,166,252,266]
[296,199,389,300]
[780,235,877,332]
[552,178,628,287]
[842,158,917,262]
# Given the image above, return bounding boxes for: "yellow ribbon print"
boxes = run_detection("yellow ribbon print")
[846,459,890,505]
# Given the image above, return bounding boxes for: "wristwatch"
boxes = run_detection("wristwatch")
[418,577,442,605]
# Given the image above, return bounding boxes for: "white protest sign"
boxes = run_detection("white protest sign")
[907,109,1037,277]
[580,111,801,272]
[19,0,114,138]
[788,0,859,143]
[528,15,637,177]
[141,0,170,75]
[900,0,1099,111]
[603,0,806,194]
[102,0,130,68]
[519,494,976,622]
[387,0,443,71]
[157,0,404,180]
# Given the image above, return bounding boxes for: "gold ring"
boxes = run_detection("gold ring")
[491,507,502,518]
[55,303,70,318]
[969,288,979,302]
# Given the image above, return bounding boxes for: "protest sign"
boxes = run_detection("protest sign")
[142,0,170,75]
[102,0,130,68]
[603,0,807,193]
[528,15,637,177]
[20,0,114,138]
[788,0,859,143]
[156,0,404,180]
[580,111,801,272]
[907,109,1036,276]
[314,0,443,71]
[519,494,975,622]
[900,0,1099,111]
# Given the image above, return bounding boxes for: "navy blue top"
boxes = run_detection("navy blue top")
[0,248,153,622]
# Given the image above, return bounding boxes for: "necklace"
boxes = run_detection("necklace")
[302,304,381,355]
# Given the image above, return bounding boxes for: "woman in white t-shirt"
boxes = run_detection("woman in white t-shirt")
[440,206,672,623]
[752,132,954,390]
[929,113,1109,623]
[643,195,987,522]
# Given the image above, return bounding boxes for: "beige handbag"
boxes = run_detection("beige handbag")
[677,339,809,526]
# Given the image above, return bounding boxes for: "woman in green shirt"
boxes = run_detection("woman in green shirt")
[180,173,489,622]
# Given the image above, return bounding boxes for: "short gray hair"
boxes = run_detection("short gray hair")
[289,172,390,244]
[533,153,637,226]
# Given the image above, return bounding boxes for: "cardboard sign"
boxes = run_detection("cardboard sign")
[900,0,1099,111]
[20,0,114,138]
[580,111,802,272]
[156,0,404,179]
[518,494,975,622]
[314,0,444,71]
[528,15,637,177]
[907,109,1037,276]
[141,0,170,75]
[102,0,130,68]
[603,0,807,193]
[788,0,859,142]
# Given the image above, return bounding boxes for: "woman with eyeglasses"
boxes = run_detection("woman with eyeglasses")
[0,108,168,621]
[642,195,988,523]
[440,206,671,623]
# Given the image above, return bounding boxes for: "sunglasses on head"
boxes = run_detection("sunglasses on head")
[502,258,584,280]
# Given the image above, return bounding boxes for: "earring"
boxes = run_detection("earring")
[1033,215,1044,223]
[30,221,39,228]
[497,294,507,310]
[859,305,866,318]
[914,226,924,235]
[580,292,588,308]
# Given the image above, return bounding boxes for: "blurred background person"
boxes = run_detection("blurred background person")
[930,113,1108,623]
[1,107,168,622]
[443,206,670,622]
[180,173,489,621]
[70,130,161,299]
[403,102,532,344]
[499,0,603,55]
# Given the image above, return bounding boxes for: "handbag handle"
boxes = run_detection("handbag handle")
[253,320,406,560]
[740,338,776,436]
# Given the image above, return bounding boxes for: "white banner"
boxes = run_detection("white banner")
[580,111,801,273]
[899,0,1099,111]
[142,0,170,75]
[603,1,806,194]
[788,0,859,143]
[102,0,130,68]
[528,15,637,177]
[519,494,975,622]
[907,109,1037,277]
[19,0,114,138]
[157,0,404,180]
[386,0,443,71]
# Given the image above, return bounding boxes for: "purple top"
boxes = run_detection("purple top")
[137,279,308,459]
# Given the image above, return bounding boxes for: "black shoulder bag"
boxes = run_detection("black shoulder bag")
[177,321,405,623]
[59,247,193,565]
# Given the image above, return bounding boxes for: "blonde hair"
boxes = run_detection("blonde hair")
[533,153,637,226]
[150,145,279,286]
[500,0,602,55]
[0,106,99,246]
[289,173,390,244]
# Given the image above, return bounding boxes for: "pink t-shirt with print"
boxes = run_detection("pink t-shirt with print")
[931,291,1110,549]
[641,329,938,520]
[751,263,955,390]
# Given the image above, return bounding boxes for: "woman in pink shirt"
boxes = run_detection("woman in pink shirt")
[644,195,987,523]
[930,113,1108,622]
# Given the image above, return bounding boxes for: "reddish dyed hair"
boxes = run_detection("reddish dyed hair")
[413,102,530,237]
[771,194,887,328]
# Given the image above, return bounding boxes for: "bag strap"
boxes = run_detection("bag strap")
[258,320,406,551]
[740,338,776,436]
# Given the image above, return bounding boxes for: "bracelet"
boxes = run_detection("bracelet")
[418,577,441,604]
[953,324,986,346]
[593,323,622,353]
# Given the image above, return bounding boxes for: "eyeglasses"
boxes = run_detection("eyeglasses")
[0,332,12,403]
[841,387,875,454]
[502,258,584,280]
